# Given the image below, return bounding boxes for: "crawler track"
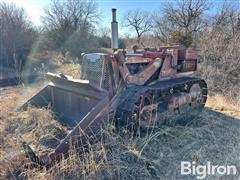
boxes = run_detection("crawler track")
[115,77,208,127]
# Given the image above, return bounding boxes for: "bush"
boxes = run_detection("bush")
[0,2,36,75]
[64,30,99,56]
[197,4,240,103]
[198,28,240,102]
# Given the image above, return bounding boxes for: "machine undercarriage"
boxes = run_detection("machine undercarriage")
[115,76,207,130]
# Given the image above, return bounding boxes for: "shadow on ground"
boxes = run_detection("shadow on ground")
[137,108,240,180]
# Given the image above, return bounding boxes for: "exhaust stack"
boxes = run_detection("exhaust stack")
[111,8,118,51]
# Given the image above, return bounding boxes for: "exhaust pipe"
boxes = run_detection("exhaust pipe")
[111,8,118,51]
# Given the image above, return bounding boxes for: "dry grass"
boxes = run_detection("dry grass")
[12,107,68,151]
[16,108,238,180]
[0,82,46,123]
[0,87,19,123]
[0,106,69,178]
[53,63,81,79]
[206,94,240,119]
[198,29,240,104]
[0,86,240,179]
[27,51,81,79]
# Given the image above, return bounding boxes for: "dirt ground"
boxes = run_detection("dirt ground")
[0,85,240,179]
[0,87,18,123]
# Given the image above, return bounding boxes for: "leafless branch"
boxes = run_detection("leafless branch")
[123,9,153,45]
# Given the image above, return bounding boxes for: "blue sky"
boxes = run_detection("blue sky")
[1,0,239,36]
[0,0,168,25]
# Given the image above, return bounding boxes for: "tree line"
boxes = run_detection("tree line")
[0,0,239,100]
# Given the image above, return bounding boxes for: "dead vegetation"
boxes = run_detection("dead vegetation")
[198,28,240,105]
[26,51,81,80]
[0,106,68,178]
[9,107,68,152]
[206,95,240,119]
[0,86,240,179]
[35,110,240,179]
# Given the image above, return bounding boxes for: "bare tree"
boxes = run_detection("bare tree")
[0,2,35,77]
[154,0,209,46]
[97,27,111,48]
[213,3,240,37]
[153,15,174,44]
[164,0,209,33]
[198,3,240,101]
[123,9,153,46]
[98,27,111,37]
[41,0,99,49]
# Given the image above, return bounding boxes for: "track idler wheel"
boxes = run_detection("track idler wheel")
[167,81,208,126]
[135,93,158,128]
[115,93,158,134]
[189,83,205,108]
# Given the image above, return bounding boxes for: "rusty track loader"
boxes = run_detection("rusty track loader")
[20,9,207,166]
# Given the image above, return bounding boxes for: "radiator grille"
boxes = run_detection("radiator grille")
[81,54,104,87]
[178,59,197,72]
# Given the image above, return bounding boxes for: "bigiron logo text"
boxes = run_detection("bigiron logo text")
[181,161,237,179]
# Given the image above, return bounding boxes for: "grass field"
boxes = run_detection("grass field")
[0,83,239,179]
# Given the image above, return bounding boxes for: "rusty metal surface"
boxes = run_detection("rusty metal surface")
[115,77,208,126]
[159,56,177,79]
[20,73,108,127]
[125,59,162,85]
[48,95,109,163]
[185,49,198,60]
[20,73,109,166]
[115,51,163,86]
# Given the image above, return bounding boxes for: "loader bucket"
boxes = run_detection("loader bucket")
[20,73,109,165]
